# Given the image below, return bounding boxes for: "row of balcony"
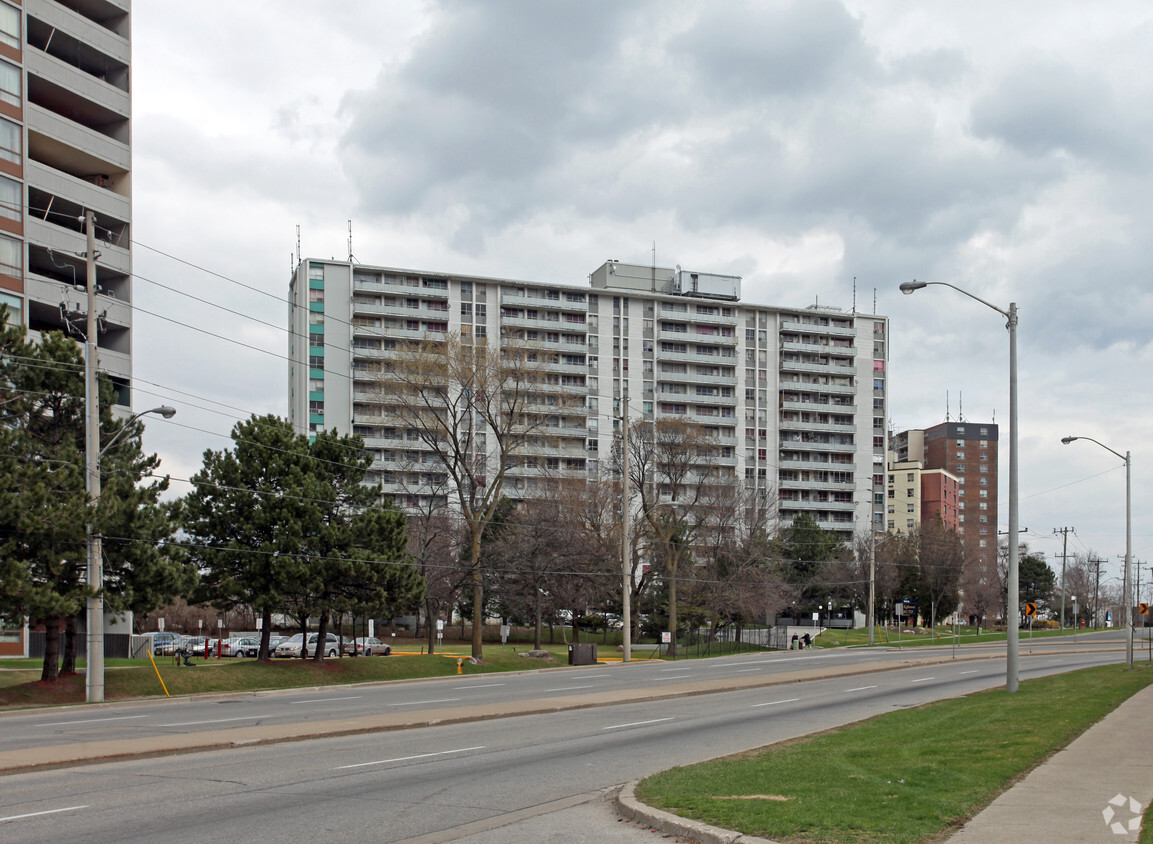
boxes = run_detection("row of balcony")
[779,319,857,338]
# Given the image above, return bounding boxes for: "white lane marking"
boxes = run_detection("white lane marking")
[337,745,485,770]
[453,683,505,689]
[290,696,361,704]
[735,667,763,673]
[604,718,674,730]
[36,715,147,728]
[0,805,88,823]
[157,716,264,728]
[388,698,460,707]
[575,673,611,679]
[661,668,692,672]
[910,677,935,683]
[545,685,595,692]
[959,669,980,675]
[845,685,877,692]
[753,698,800,708]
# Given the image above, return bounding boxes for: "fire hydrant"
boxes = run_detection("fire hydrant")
[457,658,463,675]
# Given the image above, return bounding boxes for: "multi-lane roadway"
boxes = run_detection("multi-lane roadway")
[0,634,1125,842]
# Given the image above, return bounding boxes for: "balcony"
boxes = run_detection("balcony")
[780,319,857,338]
[778,418,856,433]
[27,3,130,68]
[25,49,130,121]
[24,217,130,274]
[779,358,857,376]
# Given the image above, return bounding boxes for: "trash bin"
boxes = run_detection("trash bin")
[568,643,597,665]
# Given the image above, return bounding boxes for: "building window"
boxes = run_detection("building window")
[0,115,19,165]
[0,3,18,50]
[0,231,20,277]
[0,288,19,322]
[0,173,18,222]
[0,58,19,107]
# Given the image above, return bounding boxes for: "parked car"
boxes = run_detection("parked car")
[344,637,391,656]
[274,633,341,658]
[224,637,261,658]
[146,632,182,655]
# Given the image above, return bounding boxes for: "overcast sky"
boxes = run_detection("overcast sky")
[129,1,1151,594]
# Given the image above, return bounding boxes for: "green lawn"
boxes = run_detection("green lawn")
[636,663,1153,844]
[0,642,580,707]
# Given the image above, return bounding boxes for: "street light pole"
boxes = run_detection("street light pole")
[1061,436,1132,669]
[900,279,1020,693]
[83,212,177,702]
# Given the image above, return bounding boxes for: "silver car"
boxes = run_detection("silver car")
[344,637,391,656]
[274,633,341,658]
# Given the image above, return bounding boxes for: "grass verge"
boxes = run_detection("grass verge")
[636,663,1153,844]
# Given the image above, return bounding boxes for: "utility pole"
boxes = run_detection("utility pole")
[1053,527,1074,628]
[620,389,631,663]
[84,209,104,704]
[1091,556,1103,630]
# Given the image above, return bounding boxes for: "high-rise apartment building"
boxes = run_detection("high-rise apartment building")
[288,258,889,539]
[0,0,133,407]
[892,421,999,570]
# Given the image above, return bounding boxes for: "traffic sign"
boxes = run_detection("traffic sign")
[1141,603,1149,616]
[1025,602,1037,617]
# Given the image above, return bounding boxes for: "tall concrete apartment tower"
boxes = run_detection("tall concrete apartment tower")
[288,258,888,540]
[0,1,133,407]
[892,421,999,572]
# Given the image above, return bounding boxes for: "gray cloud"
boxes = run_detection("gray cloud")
[971,58,1140,166]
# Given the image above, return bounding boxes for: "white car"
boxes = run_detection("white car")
[274,633,341,658]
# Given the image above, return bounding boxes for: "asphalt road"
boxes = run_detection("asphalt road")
[0,642,1122,842]
[0,632,1121,752]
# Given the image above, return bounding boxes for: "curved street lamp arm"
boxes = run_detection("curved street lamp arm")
[900,279,1013,323]
[1060,435,1127,464]
[97,405,177,459]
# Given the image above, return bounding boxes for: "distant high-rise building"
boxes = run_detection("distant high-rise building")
[892,421,999,571]
[1,0,133,408]
[288,258,890,539]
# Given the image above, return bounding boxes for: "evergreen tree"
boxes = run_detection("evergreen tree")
[0,308,186,680]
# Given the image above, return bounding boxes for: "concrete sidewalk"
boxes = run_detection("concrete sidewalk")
[945,681,1153,843]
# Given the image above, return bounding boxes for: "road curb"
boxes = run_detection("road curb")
[616,781,778,844]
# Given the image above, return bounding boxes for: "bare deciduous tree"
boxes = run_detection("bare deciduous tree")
[628,417,721,657]
[380,333,581,658]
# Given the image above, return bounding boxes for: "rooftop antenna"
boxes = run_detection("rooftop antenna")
[946,390,951,422]
[852,276,857,314]
[295,225,301,267]
[873,288,877,315]
[959,391,965,422]
[651,240,656,292]
[347,220,357,264]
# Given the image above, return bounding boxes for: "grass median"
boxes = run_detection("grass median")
[636,663,1153,844]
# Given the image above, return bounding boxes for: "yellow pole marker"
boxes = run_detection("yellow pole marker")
[146,646,171,698]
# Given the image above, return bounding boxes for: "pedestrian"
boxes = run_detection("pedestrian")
[791,633,799,650]
[802,633,811,649]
